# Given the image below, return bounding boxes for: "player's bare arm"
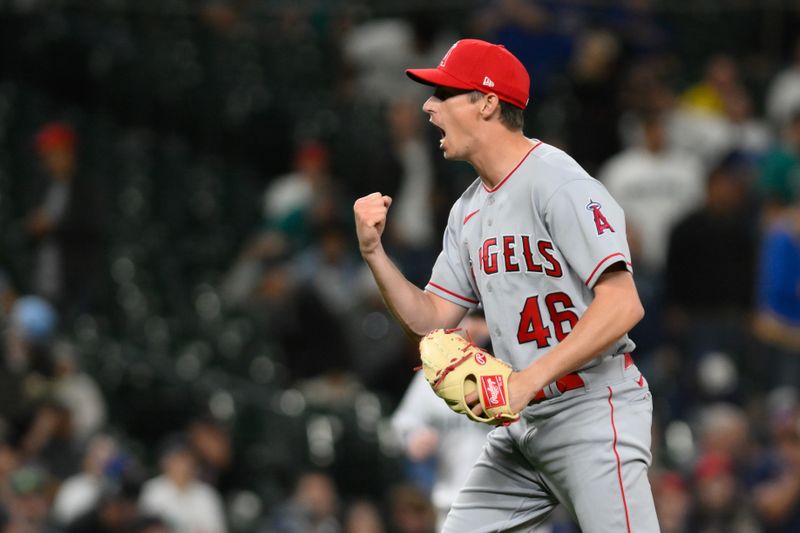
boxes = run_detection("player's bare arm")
[354,192,467,339]
[468,265,643,416]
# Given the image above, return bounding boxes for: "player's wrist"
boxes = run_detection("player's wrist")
[360,242,385,260]
[517,362,549,399]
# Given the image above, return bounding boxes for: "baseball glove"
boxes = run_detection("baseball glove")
[419,329,520,426]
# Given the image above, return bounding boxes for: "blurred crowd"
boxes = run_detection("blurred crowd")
[0,0,799,531]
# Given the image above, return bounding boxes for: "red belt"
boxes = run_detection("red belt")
[530,353,633,403]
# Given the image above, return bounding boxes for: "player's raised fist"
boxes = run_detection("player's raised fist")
[354,192,393,256]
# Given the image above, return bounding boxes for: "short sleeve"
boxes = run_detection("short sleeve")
[426,203,479,309]
[544,179,633,289]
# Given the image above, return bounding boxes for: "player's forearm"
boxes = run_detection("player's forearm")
[363,247,449,340]
[518,270,644,396]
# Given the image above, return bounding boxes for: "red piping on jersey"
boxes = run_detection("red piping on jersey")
[427,282,479,304]
[482,140,543,193]
[608,386,632,533]
[584,252,629,287]
[463,209,480,225]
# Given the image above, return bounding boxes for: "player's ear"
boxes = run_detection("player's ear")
[479,93,501,120]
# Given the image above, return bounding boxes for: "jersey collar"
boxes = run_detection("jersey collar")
[482,140,543,193]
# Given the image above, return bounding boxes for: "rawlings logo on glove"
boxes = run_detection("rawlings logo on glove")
[419,329,520,426]
[480,375,506,408]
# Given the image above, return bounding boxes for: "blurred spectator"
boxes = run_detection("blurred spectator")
[261,141,340,252]
[246,263,349,381]
[339,270,414,397]
[342,13,453,104]
[18,402,80,480]
[664,154,757,361]
[287,221,404,395]
[4,295,56,374]
[52,340,106,443]
[269,470,342,533]
[24,122,107,318]
[651,471,690,533]
[469,0,573,97]
[759,111,800,214]
[722,88,772,161]
[343,500,384,533]
[754,200,800,388]
[687,452,760,533]
[139,437,227,533]
[52,433,118,526]
[600,112,705,274]
[0,296,57,433]
[696,403,751,467]
[607,0,672,59]
[385,98,437,286]
[0,270,16,320]
[391,311,491,527]
[220,141,342,308]
[198,1,244,37]
[3,465,53,532]
[669,56,750,168]
[766,38,800,129]
[563,29,623,175]
[0,440,20,508]
[187,418,232,489]
[292,219,364,318]
[1,298,84,480]
[392,374,486,524]
[66,478,141,533]
[751,387,800,532]
[618,62,677,132]
[680,55,740,117]
[387,485,436,533]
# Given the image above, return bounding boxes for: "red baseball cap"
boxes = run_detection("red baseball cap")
[35,122,77,154]
[406,39,530,109]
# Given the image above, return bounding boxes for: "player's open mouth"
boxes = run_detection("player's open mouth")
[436,125,446,147]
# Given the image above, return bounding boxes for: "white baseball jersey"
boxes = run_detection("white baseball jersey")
[426,140,635,372]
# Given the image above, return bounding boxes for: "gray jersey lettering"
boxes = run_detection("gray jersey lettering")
[426,141,635,371]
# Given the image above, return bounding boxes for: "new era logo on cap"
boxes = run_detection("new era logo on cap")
[406,39,531,110]
[440,42,458,68]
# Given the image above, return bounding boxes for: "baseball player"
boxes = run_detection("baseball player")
[353,38,659,532]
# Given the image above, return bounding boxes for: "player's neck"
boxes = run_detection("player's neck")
[471,132,537,190]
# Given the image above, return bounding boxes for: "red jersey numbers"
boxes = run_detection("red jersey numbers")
[517,295,551,347]
[517,292,579,347]
[480,236,562,277]
[586,200,614,235]
[545,292,579,341]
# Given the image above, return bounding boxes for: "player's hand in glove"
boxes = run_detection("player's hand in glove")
[419,329,520,426]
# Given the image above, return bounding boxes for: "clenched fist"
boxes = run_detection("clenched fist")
[353,192,392,256]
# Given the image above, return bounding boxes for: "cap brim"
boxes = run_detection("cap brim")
[405,68,474,90]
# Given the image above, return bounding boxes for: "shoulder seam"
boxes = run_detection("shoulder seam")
[541,176,598,215]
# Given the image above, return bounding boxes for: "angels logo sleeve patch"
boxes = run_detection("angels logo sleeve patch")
[544,179,632,288]
[586,200,615,235]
